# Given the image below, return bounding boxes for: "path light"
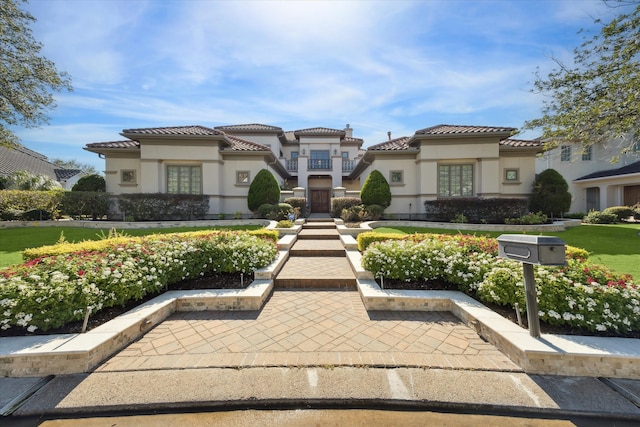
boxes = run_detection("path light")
[497,234,566,338]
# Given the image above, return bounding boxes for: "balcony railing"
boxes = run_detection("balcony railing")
[286,159,298,171]
[342,159,355,172]
[308,159,332,170]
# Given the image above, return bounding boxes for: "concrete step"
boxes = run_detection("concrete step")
[290,240,346,257]
[274,257,357,289]
[298,229,340,240]
[303,222,336,229]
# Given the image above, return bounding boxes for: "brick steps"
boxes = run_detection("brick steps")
[274,220,356,289]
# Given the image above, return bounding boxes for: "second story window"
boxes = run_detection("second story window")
[560,145,571,162]
[582,146,593,161]
[309,150,331,169]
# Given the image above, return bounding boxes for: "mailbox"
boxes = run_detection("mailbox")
[497,234,566,266]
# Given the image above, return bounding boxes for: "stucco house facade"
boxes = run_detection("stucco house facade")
[536,136,640,213]
[84,123,542,218]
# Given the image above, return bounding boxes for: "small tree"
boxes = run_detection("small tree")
[529,169,572,218]
[72,174,105,192]
[360,170,391,208]
[247,169,280,212]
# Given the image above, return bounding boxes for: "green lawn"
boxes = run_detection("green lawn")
[373,223,640,279]
[0,225,261,269]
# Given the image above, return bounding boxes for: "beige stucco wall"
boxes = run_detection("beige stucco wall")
[103,155,141,195]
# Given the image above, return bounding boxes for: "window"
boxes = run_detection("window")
[390,170,403,184]
[581,146,593,161]
[291,151,299,159]
[236,171,250,184]
[121,169,136,184]
[504,169,519,182]
[341,151,349,159]
[438,164,473,197]
[167,165,201,194]
[309,150,331,169]
[560,145,571,162]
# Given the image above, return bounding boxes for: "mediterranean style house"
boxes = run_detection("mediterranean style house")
[84,123,543,217]
[536,135,640,213]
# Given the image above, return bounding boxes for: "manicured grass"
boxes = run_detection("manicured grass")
[373,223,640,279]
[0,225,262,269]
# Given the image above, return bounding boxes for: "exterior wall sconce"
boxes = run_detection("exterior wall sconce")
[302,149,306,155]
[334,149,337,155]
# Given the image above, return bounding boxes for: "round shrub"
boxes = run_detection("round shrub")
[603,206,634,222]
[257,203,274,219]
[583,210,617,224]
[72,174,106,192]
[529,169,571,217]
[366,204,384,220]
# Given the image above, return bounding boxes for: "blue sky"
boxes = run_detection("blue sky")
[11,0,629,172]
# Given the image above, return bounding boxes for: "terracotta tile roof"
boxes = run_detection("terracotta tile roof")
[343,136,364,143]
[499,138,543,148]
[576,160,640,181]
[368,136,411,151]
[215,123,283,133]
[224,135,271,151]
[0,145,81,181]
[415,124,517,135]
[294,127,346,136]
[121,125,223,136]
[85,140,140,149]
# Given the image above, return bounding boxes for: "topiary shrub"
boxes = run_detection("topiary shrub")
[529,169,571,218]
[366,204,384,220]
[583,210,618,224]
[331,197,361,217]
[274,202,295,220]
[116,193,209,221]
[360,170,391,208]
[603,206,634,222]
[257,203,274,219]
[60,191,110,220]
[284,197,307,217]
[72,174,106,192]
[248,169,280,212]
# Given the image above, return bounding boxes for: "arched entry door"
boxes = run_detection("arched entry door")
[310,189,330,213]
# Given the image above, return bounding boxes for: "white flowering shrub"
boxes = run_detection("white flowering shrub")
[0,231,277,332]
[362,234,639,334]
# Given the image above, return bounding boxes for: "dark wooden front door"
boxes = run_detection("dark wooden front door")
[624,185,640,206]
[310,189,330,213]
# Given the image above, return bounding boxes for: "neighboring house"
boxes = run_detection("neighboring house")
[84,123,542,217]
[0,145,84,190]
[536,136,640,212]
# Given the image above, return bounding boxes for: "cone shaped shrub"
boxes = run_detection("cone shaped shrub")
[248,169,280,212]
[361,170,391,208]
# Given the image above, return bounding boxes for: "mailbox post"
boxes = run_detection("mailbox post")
[497,235,566,338]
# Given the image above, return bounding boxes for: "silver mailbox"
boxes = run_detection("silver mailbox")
[497,234,566,266]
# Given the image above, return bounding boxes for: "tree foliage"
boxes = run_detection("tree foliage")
[247,169,280,212]
[529,169,572,217]
[360,169,391,208]
[523,3,639,155]
[71,174,105,192]
[1,0,72,146]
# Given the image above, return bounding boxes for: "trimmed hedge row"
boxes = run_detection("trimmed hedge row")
[424,198,528,224]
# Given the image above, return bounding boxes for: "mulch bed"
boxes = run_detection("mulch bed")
[2,274,638,339]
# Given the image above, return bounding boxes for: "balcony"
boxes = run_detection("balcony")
[286,159,298,171]
[342,159,355,172]
[308,158,332,170]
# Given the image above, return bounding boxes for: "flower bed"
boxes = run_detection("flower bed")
[0,230,278,332]
[361,234,639,334]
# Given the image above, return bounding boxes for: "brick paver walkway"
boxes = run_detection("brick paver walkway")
[97,291,521,373]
